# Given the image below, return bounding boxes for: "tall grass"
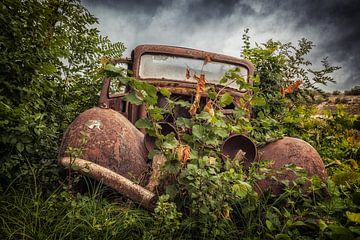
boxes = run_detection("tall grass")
[0,178,154,240]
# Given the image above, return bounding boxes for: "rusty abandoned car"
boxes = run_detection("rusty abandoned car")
[58,45,327,210]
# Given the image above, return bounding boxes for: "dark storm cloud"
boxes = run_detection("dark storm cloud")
[83,0,360,90]
[259,0,360,89]
[84,0,165,14]
[185,0,243,22]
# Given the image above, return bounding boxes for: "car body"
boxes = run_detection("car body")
[58,44,326,210]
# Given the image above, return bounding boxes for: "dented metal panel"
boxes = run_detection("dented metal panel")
[256,137,327,195]
[59,107,149,183]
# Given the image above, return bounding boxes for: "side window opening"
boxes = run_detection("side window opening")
[109,62,129,97]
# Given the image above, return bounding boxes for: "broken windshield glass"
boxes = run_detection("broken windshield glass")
[139,54,248,89]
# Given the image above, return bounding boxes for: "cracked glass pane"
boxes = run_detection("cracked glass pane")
[139,54,248,89]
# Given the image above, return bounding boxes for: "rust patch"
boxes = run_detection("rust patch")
[256,137,327,195]
[59,107,149,184]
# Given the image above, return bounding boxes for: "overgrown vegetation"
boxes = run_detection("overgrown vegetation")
[345,86,360,96]
[1,1,359,239]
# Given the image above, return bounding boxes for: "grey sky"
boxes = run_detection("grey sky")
[83,0,360,91]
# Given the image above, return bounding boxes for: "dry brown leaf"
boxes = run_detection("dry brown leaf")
[176,145,191,167]
[188,103,198,116]
[208,157,216,165]
[234,149,246,162]
[198,74,206,91]
[186,67,191,79]
[100,56,109,65]
[223,207,230,219]
[280,80,303,97]
[204,54,212,65]
[204,100,215,117]
[189,73,206,116]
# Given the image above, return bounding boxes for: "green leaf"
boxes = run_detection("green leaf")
[174,100,191,107]
[327,224,354,239]
[196,111,211,121]
[22,136,33,144]
[39,63,56,74]
[175,117,192,128]
[199,205,209,214]
[252,74,260,84]
[214,128,228,138]
[292,221,306,226]
[189,150,198,159]
[160,88,171,98]
[266,220,275,231]
[233,108,245,118]
[219,93,233,107]
[208,90,217,100]
[220,77,228,84]
[192,125,206,140]
[347,211,360,223]
[144,83,158,97]
[162,137,179,150]
[251,96,266,106]
[205,137,220,146]
[114,76,130,85]
[16,142,24,153]
[144,94,158,105]
[187,163,198,171]
[232,181,252,198]
[124,92,143,105]
[148,107,164,121]
[104,64,124,75]
[317,219,328,231]
[349,226,360,235]
[135,118,152,129]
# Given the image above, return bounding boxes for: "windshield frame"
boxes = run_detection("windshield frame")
[132,45,254,91]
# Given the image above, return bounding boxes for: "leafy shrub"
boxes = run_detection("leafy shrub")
[0,0,124,189]
[344,85,360,96]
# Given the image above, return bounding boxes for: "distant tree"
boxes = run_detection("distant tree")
[345,85,360,96]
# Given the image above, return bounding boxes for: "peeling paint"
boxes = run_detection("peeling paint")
[85,120,103,130]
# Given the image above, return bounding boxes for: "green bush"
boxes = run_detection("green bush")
[344,86,360,96]
[0,0,124,189]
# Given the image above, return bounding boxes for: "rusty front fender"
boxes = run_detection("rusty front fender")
[58,107,156,209]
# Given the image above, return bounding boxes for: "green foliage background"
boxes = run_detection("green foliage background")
[0,0,124,189]
[0,1,359,239]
